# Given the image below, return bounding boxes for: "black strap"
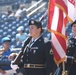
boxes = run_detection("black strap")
[21,36,32,54]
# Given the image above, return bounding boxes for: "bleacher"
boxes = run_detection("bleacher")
[0,0,72,49]
[0,0,31,5]
[0,0,52,48]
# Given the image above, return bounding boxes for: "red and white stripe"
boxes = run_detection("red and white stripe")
[48,0,68,64]
[52,33,66,64]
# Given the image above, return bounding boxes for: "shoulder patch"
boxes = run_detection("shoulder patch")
[50,49,53,55]
[44,38,49,43]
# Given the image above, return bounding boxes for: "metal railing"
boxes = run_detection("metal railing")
[26,0,43,12]
[26,0,47,17]
[27,2,46,17]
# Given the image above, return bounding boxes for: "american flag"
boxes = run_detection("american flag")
[47,0,68,64]
[68,0,75,22]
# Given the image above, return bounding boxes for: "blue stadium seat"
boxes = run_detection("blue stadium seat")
[12,31,16,35]
[1,24,5,28]
[23,18,27,21]
[8,24,12,28]
[4,27,8,30]
[7,35,11,38]
[3,32,7,36]
[0,29,3,33]
[11,26,16,30]
[12,21,16,24]
[16,23,20,27]
[5,22,8,25]
[19,20,24,24]
[7,29,12,32]
[24,23,28,27]
[0,10,71,47]
[33,15,38,19]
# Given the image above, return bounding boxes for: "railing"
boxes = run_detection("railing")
[25,0,47,17]
[27,2,46,17]
[26,0,43,12]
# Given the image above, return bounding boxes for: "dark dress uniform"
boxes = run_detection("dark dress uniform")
[15,19,56,75]
[66,36,76,75]
[17,36,55,75]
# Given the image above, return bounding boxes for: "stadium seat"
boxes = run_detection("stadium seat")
[0,6,72,48]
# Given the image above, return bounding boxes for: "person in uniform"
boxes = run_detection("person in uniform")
[66,20,76,75]
[0,37,14,75]
[12,19,55,75]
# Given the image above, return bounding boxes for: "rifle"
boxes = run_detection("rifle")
[13,36,32,64]
[39,10,47,21]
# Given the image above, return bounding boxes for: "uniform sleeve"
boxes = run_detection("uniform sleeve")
[44,41,55,75]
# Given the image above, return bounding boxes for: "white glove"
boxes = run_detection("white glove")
[10,61,19,70]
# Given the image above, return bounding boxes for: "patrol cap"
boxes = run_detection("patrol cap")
[71,20,76,27]
[29,19,44,33]
[17,26,24,31]
[1,37,11,44]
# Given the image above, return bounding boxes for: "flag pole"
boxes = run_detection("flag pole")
[62,61,68,75]
[62,61,65,75]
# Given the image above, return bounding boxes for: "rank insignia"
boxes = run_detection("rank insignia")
[50,49,53,55]
[33,50,36,54]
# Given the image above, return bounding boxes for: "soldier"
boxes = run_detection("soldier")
[0,37,14,75]
[12,19,55,75]
[66,20,76,75]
